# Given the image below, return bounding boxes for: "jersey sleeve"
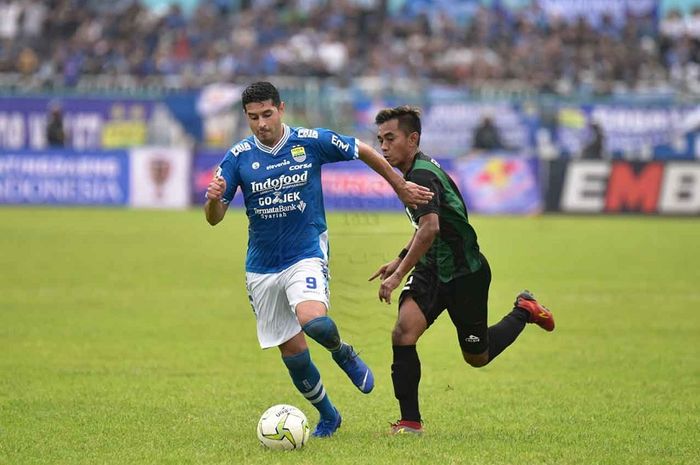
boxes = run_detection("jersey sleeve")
[216,151,240,204]
[314,128,359,164]
[407,168,441,220]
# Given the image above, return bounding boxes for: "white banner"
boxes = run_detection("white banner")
[129,146,191,209]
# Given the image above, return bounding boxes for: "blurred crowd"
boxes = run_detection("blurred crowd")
[0,0,699,94]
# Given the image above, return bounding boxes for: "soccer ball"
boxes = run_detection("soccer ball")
[257,404,310,450]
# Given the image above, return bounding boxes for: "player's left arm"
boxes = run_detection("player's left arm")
[378,168,441,304]
[378,213,438,304]
[356,141,433,209]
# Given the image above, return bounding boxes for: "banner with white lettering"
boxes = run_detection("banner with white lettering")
[355,99,534,158]
[555,104,699,160]
[545,159,700,215]
[0,97,156,151]
[0,150,129,205]
[537,0,658,27]
[129,147,191,209]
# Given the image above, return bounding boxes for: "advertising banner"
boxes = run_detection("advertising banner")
[322,155,541,214]
[455,156,541,214]
[537,0,658,27]
[0,150,129,205]
[355,100,534,158]
[321,162,404,211]
[192,150,221,206]
[0,97,156,151]
[545,159,700,215]
[555,104,700,160]
[192,151,542,214]
[129,147,191,209]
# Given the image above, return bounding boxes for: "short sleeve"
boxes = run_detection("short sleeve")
[407,168,441,219]
[315,128,358,164]
[216,152,240,204]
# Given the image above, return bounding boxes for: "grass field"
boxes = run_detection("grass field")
[1,207,698,465]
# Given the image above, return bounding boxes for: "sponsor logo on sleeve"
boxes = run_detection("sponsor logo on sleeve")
[231,141,252,157]
[331,134,350,152]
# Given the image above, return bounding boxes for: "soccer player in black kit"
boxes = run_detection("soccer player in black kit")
[369,106,556,435]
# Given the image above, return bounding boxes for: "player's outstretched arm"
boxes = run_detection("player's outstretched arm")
[204,176,229,225]
[356,141,432,209]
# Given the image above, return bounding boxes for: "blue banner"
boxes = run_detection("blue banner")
[555,104,699,160]
[537,0,658,27]
[0,151,129,205]
[354,99,536,159]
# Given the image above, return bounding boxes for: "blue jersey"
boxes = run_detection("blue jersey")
[216,124,358,273]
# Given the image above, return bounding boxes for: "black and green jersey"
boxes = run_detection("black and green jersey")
[405,152,481,282]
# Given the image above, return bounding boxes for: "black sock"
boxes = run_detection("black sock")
[391,345,421,422]
[487,308,528,362]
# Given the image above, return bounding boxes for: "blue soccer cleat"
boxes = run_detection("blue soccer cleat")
[312,409,342,438]
[333,344,374,394]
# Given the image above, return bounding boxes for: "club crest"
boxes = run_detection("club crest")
[291,146,306,163]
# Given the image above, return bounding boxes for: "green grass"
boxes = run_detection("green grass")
[1,208,698,465]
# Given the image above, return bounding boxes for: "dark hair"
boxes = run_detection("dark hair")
[374,106,422,144]
[241,81,281,110]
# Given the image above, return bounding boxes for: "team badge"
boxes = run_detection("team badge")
[252,162,260,170]
[291,146,306,163]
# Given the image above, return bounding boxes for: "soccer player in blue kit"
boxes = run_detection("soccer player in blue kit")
[204,82,433,437]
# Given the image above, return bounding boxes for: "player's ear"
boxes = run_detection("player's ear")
[278,101,286,114]
[409,131,419,147]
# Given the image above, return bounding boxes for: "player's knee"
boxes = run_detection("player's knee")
[302,316,340,349]
[392,323,419,345]
[462,351,489,368]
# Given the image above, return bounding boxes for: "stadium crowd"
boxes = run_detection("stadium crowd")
[0,0,699,94]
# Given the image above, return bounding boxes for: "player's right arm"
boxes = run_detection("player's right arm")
[204,153,240,226]
[204,175,229,225]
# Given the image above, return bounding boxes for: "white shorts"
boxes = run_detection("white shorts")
[246,257,330,349]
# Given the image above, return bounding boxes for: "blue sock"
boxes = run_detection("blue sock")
[302,316,353,363]
[282,349,336,420]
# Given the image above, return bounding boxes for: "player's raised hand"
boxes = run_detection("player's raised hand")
[206,175,226,201]
[399,181,433,209]
[369,258,401,282]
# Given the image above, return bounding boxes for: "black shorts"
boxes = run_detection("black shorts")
[399,253,491,354]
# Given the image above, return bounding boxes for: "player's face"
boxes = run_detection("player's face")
[376,119,418,169]
[244,100,285,147]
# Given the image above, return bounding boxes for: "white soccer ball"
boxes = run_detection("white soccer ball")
[257,404,310,450]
